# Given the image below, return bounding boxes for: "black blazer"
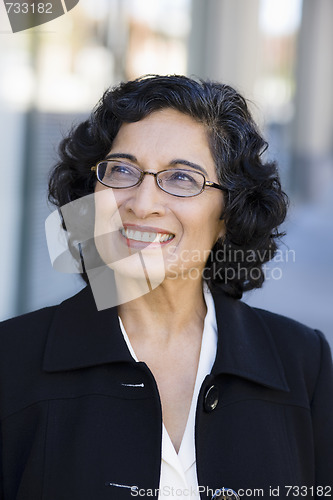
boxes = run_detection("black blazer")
[0,286,332,500]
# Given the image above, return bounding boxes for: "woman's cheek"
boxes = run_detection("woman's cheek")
[165,244,178,263]
[94,189,123,238]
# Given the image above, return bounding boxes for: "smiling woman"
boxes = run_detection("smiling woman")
[49,75,289,299]
[0,75,332,500]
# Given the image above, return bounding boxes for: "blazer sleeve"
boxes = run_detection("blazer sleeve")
[311,330,333,489]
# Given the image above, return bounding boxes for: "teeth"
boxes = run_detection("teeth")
[120,228,174,243]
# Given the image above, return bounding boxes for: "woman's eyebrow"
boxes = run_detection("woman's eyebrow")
[105,153,138,162]
[169,159,208,176]
[104,154,208,176]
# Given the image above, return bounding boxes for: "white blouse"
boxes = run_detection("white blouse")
[118,288,218,499]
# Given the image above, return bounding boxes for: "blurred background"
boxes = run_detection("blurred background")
[0,0,332,346]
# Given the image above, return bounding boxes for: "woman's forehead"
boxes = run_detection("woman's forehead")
[110,109,216,174]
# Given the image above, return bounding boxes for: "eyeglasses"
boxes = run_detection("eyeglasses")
[91,160,226,198]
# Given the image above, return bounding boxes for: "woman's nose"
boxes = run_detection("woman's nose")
[124,174,166,219]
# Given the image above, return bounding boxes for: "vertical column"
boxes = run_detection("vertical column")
[292,0,333,199]
[188,0,262,99]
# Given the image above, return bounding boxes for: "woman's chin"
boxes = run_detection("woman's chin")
[110,252,166,287]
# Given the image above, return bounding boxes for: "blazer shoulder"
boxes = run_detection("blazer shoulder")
[0,305,58,356]
[0,287,90,359]
[250,305,332,389]
[251,305,325,346]
[251,307,319,339]
[0,287,88,347]
[253,304,312,325]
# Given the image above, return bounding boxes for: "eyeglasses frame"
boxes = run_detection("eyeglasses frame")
[91,161,226,198]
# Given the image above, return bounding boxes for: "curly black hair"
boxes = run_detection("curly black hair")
[48,74,288,299]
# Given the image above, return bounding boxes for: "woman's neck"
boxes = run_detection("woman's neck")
[117,277,207,343]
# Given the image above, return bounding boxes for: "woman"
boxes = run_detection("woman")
[0,75,332,500]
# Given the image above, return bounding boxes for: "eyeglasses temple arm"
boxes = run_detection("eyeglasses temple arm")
[205,181,227,192]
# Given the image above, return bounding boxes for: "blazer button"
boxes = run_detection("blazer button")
[204,384,219,412]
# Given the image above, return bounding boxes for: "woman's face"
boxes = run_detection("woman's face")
[94,108,225,286]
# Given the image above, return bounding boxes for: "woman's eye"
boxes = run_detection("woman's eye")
[169,171,196,183]
[110,164,131,174]
[106,164,133,177]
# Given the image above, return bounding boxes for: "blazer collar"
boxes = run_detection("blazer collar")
[43,286,289,392]
[211,289,289,391]
[43,286,133,372]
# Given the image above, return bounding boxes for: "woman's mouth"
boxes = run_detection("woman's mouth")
[120,227,175,245]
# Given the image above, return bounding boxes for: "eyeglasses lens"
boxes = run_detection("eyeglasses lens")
[158,170,204,196]
[97,160,205,197]
[98,161,141,188]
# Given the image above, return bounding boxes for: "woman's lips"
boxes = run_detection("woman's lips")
[119,226,175,248]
